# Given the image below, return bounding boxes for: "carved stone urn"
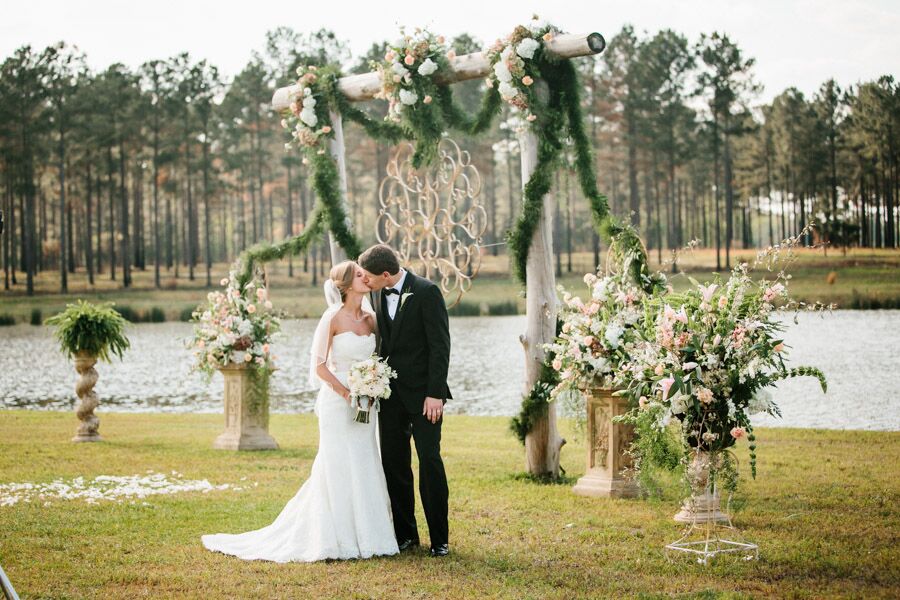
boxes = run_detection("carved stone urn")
[572,388,639,498]
[212,363,279,451]
[72,350,102,442]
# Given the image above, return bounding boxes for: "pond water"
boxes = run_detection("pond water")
[1,311,898,431]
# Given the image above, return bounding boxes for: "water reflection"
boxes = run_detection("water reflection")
[1,312,897,431]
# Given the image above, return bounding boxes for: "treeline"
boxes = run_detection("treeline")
[1,26,897,296]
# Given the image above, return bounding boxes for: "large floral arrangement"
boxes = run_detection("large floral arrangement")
[547,269,661,417]
[615,235,828,487]
[486,17,559,125]
[348,354,397,424]
[188,267,280,378]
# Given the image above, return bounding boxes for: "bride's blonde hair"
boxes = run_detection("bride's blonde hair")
[329,261,357,303]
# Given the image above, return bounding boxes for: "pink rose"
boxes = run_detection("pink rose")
[526,114,537,122]
[654,364,665,376]
[423,95,433,104]
[321,125,332,134]
[583,336,594,347]
[730,426,746,440]
[404,54,415,66]
[522,76,534,86]
[446,49,456,60]
[247,304,257,314]
[551,358,562,371]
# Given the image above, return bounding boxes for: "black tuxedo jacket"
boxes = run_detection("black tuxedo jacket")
[371,271,452,413]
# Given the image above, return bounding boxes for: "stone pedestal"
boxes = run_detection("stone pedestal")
[674,450,730,523]
[213,364,279,451]
[573,388,639,498]
[72,351,102,442]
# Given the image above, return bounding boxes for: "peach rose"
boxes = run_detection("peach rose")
[404,54,415,66]
[730,426,746,439]
[522,76,534,86]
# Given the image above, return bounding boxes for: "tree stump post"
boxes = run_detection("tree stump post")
[519,129,564,478]
[327,110,350,264]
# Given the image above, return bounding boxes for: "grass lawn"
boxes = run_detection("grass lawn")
[0,411,897,599]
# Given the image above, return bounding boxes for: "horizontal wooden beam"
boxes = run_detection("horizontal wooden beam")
[272,32,605,111]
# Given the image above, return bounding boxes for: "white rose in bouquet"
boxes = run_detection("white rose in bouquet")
[348,354,397,424]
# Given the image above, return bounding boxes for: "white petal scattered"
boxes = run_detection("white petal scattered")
[0,471,248,507]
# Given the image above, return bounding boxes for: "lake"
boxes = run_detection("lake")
[1,311,898,431]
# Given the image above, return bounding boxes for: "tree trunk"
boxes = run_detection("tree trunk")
[519,129,564,479]
[85,163,94,285]
[58,125,68,292]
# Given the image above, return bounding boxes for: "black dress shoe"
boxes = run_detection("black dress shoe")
[429,543,449,557]
[397,538,420,552]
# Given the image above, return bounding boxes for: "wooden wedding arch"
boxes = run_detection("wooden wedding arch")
[271,32,606,478]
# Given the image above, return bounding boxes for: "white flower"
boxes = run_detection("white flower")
[300,107,318,128]
[497,81,517,99]
[399,89,418,105]
[391,61,407,76]
[303,87,312,97]
[592,278,610,300]
[417,58,438,76]
[516,38,540,60]
[528,18,549,34]
[302,95,316,108]
[493,60,512,83]
[605,323,625,349]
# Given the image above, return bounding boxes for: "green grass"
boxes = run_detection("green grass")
[0,411,897,599]
[1,248,899,322]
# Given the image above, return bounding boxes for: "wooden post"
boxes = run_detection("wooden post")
[327,110,350,264]
[518,129,564,478]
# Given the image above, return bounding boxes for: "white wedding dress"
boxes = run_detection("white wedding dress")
[201,332,400,562]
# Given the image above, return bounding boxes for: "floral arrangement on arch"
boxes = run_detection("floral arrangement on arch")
[375,27,451,122]
[486,17,560,126]
[188,267,281,378]
[613,234,828,487]
[282,64,333,160]
[547,268,663,418]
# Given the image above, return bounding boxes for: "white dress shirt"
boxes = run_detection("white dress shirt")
[384,268,408,320]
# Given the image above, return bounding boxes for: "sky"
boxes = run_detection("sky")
[2,0,898,105]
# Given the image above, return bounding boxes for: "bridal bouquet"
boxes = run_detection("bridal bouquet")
[615,236,828,488]
[188,266,280,378]
[348,355,397,424]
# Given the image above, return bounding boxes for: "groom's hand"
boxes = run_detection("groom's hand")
[423,397,443,424]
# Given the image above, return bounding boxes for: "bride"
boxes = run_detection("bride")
[201,261,400,562]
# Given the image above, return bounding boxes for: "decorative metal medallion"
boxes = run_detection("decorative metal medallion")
[377,138,486,307]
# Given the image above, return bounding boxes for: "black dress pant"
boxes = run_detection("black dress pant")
[378,393,449,547]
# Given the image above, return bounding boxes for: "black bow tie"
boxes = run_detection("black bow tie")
[383,288,400,296]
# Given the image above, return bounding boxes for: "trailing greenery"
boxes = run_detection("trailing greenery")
[510,319,562,444]
[44,300,131,362]
[236,208,326,289]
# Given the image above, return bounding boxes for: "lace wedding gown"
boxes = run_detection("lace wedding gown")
[202,332,400,562]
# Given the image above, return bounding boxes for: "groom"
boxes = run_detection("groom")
[358,244,451,558]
